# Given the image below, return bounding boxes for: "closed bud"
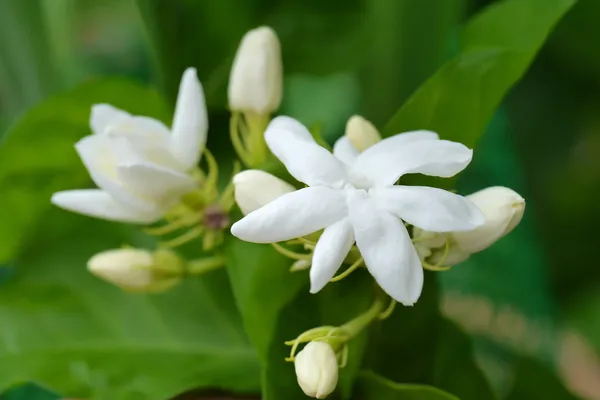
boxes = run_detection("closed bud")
[294,341,338,399]
[228,26,282,115]
[88,248,182,293]
[233,170,295,215]
[452,186,525,254]
[345,115,381,152]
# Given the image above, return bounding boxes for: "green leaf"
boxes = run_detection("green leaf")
[384,0,575,148]
[1,385,60,400]
[359,0,466,126]
[0,78,170,264]
[504,357,582,400]
[0,211,260,400]
[367,277,496,400]
[353,371,459,400]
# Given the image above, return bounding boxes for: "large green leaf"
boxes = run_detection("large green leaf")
[353,371,459,400]
[0,210,260,400]
[0,78,170,264]
[504,357,581,400]
[384,0,575,148]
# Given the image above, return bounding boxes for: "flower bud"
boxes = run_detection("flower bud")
[233,170,295,215]
[452,186,525,254]
[345,115,381,152]
[228,26,282,115]
[88,248,182,293]
[294,341,338,399]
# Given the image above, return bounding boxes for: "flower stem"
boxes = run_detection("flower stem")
[340,295,387,340]
[187,255,225,275]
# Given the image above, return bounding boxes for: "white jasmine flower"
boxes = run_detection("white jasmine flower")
[51,68,208,223]
[294,341,339,399]
[345,115,381,152]
[233,169,296,215]
[231,116,484,305]
[88,248,182,293]
[228,26,283,115]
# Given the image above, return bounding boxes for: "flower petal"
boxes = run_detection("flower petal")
[370,186,485,232]
[233,169,296,215]
[75,135,154,211]
[90,104,131,135]
[170,67,208,170]
[310,218,354,294]
[267,115,315,142]
[354,137,472,187]
[265,117,347,187]
[51,190,161,224]
[117,162,198,201]
[333,136,359,165]
[231,186,346,243]
[347,189,423,305]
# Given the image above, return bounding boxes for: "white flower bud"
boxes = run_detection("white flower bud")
[233,170,295,215]
[345,115,381,152]
[452,186,525,254]
[88,249,181,293]
[228,26,282,115]
[294,341,338,399]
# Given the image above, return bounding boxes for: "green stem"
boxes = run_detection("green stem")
[340,296,387,340]
[187,255,225,275]
[245,112,269,167]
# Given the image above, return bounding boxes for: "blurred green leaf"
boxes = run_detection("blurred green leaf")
[504,357,581,400]
[360,0,465,126]
[0,78,170,265]
[0,210,259,400]
[384,0,575,149]
[0,0,57,123]
[1,384,59,400]
[353,371,459,400]
[368,277,496,400]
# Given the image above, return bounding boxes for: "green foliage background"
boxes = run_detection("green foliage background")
[0,0,598,399]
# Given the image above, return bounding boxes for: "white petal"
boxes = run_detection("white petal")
[267,116,314,142]
[333,136,359,165]
[370,186,485,232]
[347,189,423,305]
[265,117,347,187]
[75,135,154,211]
[231,186,347,243]
[170,68,208,170]
[354,137,471,187]
[51,190,161,224]
[117,162,197,201]
[90,104,131,135]
[309,218,354,294]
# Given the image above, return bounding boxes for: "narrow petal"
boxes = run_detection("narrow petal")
[51,190,161,224]
[171,67,208,170]
[117,162,197,201]
[310,218,354,294]
[265,117,347,187]
[333,136,359,165]
[370,186,485,232]
[347,189,423,305]
[231,186,347,243]
[90,104,131,135]
[354,138,472,187]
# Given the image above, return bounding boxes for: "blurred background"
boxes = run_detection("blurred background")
[0,0,599,399]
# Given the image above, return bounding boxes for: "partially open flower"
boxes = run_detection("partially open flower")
[294,341,339,399]
[228,26,282,115]
[452,186,525,253]
[88,248,183,293]
[51,68,208,224]
[233,169,295,215]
